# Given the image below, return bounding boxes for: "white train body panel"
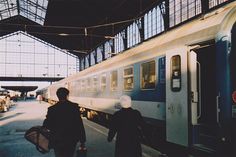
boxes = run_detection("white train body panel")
[45,2,236,149]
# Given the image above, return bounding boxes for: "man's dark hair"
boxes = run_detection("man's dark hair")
[56,87,69,100]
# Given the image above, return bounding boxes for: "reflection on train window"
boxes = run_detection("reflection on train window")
[111,71,118,91]
[101,74,107,92]
[93,76,98,92]
[141,60,156,89]
[124,67,134,91]
[87,78,92,92]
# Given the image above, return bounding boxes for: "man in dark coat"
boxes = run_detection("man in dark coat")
[107,95,145,157]
[43,87,86,157]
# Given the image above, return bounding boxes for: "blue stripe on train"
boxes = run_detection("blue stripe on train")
[78,56,166,102]
[125,56,166,102]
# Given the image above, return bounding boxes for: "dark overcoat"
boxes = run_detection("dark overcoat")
[108,108,144,157]
[43,100,86,148]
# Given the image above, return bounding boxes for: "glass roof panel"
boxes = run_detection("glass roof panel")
[0,0,48,25]
[0,31,78,77]
[0,0,18,20]
[19,0,48,25]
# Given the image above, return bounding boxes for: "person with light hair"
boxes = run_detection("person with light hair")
[36,94,42,104]
[108,95,145,157]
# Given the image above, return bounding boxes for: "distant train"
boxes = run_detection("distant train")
[40,2,236,156]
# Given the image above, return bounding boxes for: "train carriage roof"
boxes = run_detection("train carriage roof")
[56,2,236,83]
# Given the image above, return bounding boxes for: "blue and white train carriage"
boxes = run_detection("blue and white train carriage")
[46,2,236,156]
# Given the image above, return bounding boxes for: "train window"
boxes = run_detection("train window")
[124,67,134,91]
[101,74,107,91]
[81,80,86,92]
[69,82,75,96]
[87,78,92,92]
[73,82,77,96]
[77,80,81,94]
[93,76,98,92]
[111,70,118,91]
[171,55,181,92]
[141,60,156,89]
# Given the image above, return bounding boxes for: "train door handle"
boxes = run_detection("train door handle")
[168,105,174,114]
[197,61,202,119]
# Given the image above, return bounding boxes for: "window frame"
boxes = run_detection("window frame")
[100,73,107,92]
[86,77,92,92]
[76,80,81,95]
[110,70,118,91]
[170,55,181,92]
[140,59,157,90]
[123,66,134,91]
[81,79,86,92]
[92,76,98,92]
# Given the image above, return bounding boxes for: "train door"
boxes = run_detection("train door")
[231,22,236,157]
[189,44,219,153]
[166,47,189,147]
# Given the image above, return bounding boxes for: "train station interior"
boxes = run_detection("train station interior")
[0,0,236,157]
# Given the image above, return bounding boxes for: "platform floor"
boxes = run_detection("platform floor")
[0,100,161,157]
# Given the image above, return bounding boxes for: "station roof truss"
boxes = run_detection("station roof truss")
[0,30,71,55]
[0,0,234,61]
[0,0,48,25]
[0,0,161,57]
[1,85,38,92]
